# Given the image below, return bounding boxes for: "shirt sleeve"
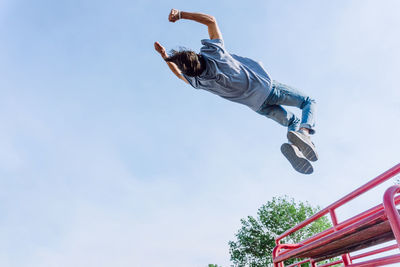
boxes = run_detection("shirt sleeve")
[181,73,200,89]
[200,39,226,58]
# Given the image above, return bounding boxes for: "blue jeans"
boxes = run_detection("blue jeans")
[257,80,316,134]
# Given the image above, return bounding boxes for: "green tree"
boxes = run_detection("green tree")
[229,196,332,267]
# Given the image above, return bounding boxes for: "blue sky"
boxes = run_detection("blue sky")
[1,0,400,266]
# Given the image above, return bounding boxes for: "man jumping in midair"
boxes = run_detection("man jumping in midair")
[154,9,318,174]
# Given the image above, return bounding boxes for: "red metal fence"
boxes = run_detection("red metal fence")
[273,163,400,267]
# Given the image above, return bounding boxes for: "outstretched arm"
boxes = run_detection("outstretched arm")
[168,9,222,40]
[154,42,188,84]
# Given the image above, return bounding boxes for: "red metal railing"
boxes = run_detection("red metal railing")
[273,163,400,267]
[285,244,399,267]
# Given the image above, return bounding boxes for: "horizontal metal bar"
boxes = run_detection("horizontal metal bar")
[350,253,400,266]
[286,258,311,267]
[351,244,398,260]
[318,259,343,267]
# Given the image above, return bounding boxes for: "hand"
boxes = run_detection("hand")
[168,9,180,22]
[154,42,168,59]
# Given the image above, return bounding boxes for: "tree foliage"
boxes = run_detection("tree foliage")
[229,196,332,267]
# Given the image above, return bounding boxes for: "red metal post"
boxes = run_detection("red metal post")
[329,209,339,229]
[341,253,352,266]
[330,209,352,266]
[383,185,400,248]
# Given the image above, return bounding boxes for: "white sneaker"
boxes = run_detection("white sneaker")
[281,143,313,175]
[287,131,318,162]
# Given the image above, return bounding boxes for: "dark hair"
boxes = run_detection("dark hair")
[165,49,206,77]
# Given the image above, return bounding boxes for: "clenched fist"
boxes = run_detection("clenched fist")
[154,42,168,59]
[168,9,180,22]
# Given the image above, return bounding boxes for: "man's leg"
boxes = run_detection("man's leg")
[266,80,318,162]
[266,81,316,134]
[256,102,314,174]
[256,104,301,132]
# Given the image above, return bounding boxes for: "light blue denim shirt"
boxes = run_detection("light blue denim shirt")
[183,39,272,111]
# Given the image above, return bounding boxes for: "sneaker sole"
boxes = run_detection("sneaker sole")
[287,131,318,162]
[281,143,313,175]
